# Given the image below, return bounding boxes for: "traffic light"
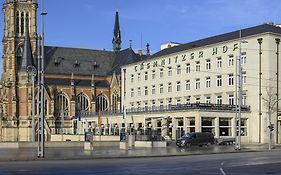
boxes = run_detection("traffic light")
[268,124,274,132]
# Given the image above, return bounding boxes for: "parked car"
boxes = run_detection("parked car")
[176,132,215,147]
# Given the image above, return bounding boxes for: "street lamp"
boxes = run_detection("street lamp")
[235,29,248,150]
[27,65,37,142]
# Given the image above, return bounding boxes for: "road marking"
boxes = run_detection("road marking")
[220,168,227,175]
[221,161,225,166]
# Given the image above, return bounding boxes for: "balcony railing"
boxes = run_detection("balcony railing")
[81,103,251,118]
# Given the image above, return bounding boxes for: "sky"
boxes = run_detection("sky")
[0,0,281,73]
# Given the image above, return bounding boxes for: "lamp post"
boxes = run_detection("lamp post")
[27,65,37,142]
[37,0,47,158]
[257,38,263,144]
[275,38,280,144]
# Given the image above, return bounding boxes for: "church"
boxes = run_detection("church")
[0,0,145,141]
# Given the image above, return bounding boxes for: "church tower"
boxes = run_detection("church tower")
[1,0,38,141]
[112,9,121,52]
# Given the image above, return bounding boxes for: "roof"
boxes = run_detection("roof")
[44,46,140,76]
[152,24,281,59]
[20,23,34,72]
[45,78,110,88]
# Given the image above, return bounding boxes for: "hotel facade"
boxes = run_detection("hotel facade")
[115,24,281,144]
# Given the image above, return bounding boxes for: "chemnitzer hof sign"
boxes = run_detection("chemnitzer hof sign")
[134,43,239,72]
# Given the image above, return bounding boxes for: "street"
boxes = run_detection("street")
[0,150,281,175]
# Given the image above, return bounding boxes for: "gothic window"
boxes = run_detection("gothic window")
[21,12,24,35]
[112,90,119,113]
[55,93,69,117]
[96,94,109,112]
[26,12,29,29]
[16,11,20,35]
[76,93,89,111]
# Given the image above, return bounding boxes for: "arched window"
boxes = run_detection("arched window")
[55,93,69,117]
[16,12,20,34]
[112,90,119,113]
[21,12,24,35]
[96,94,108,112]
[26,12,29,30]
[76,93,89,111]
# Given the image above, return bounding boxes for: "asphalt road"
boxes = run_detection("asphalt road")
[1,151,281,175]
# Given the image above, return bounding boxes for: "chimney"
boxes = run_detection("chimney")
[138,49,142,56]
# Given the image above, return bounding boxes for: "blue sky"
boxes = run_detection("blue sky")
[0,0,280,70]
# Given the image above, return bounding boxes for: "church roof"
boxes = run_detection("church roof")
[152,23,281,59]
[20,23,34,72]
[45,78,110,88]
[44,46,140,77]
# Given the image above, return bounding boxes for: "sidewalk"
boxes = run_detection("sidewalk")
[0,143,278,161]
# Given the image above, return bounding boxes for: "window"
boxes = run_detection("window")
[144,86,148,95]
[206,77,211,88]
[216,95,222,104]
[152,100,156,109]
[242,93,247,106]
[185,96,191,104]
[186,63,191,73]
[76,93,89,111]
[217,57,222,68]
[159,84,164,94]
[228,55,234,67]
[96,94,109,112]
[195,97,200,104]
[228,74,234,86]
[159,100,164,109]
[177,65,181,75]
[201,118,215,134]
[205,96,211,103]
[186,80,190,91]
[144,102,148,111]
[176,81,181,92]
[152,85,156,94]
[206,59,211,70]
[167,98,172,107]
[186,117,195,133]
[195,78,200,90]
[242,71,246,84]
[228,94,234,105]
[55,93,69,116]
[137,87,141,96]
[131,88,134,97]
[219,118,232,136]
[176,99,181,105]
[131,75,134,83]
[241,52,246,64]
[111,90,119,113]
[195,61,200,72]
[160,68,164,77]
[168,67,172,76]
[16,12,20,35]
[241,119,248,136]
[217,75,222,87]
[138,73,141,81]
[152,70,156,79]
[168,82,172,92]
[144,72,148,80]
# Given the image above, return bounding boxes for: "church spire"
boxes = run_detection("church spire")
[112,5,121,52]
[20,21,34,72]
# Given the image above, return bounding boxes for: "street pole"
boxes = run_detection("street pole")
[237,29,242,150]
[275,38,280,144]
[38,0,47,158]
[257,38,263,144]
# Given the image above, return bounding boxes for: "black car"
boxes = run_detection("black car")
[176,132,215,147]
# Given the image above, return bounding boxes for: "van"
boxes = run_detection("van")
[176,132,215,147]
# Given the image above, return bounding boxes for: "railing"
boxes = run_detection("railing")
[81,103,251,118]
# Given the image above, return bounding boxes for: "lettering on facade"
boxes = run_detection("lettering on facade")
[133,43,238,72]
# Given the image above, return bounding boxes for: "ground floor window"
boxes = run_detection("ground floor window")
[219,118,232,136]
[201,117,215,135]
[241,118,248,136]
[186,117,195,133]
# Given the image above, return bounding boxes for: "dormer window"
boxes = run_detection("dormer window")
[54,57,63,66]
[92,61,99,69]
[74,60,80,67]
